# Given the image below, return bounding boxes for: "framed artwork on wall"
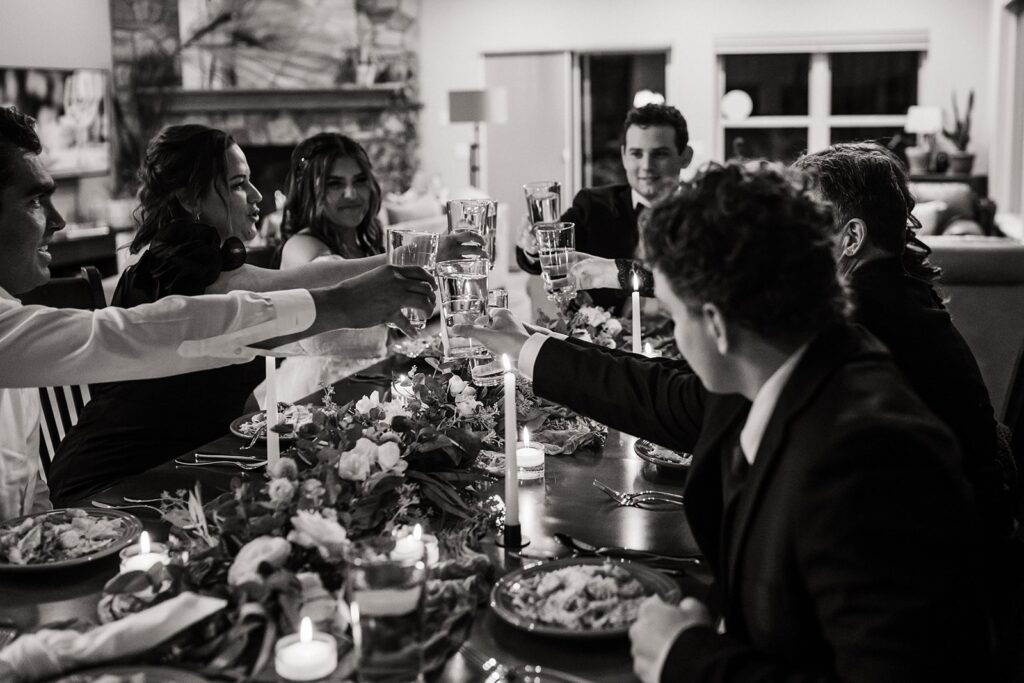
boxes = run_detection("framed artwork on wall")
[0,66,110,178]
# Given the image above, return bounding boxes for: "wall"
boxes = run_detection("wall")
[418,0,992,194]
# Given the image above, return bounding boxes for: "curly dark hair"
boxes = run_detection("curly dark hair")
[0,106,44,211]
[281,133,383,258]
[130,124,235,254]
[794,142,940,283]
[620,104,689,154]
[643,161,850,345]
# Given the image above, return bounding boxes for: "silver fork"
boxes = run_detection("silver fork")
[592,479,685,507]
[90,500,163,514]
[460,644,592,683]
[239,425,266,450]
[174,458,266,471]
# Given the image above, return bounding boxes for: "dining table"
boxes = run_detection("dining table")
[0,354,710,683]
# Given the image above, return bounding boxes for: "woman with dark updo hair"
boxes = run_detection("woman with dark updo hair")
[48,125,480,502]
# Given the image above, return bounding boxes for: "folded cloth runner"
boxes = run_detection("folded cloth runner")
[0,592,226,682]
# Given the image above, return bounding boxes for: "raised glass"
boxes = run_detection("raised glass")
[386,228,440,330]
[469,287,510,387]
[535,221,576,304]
[349,556,427,683]
[447,199,497,267]
[523,181,561,226]
[436,258,489,360]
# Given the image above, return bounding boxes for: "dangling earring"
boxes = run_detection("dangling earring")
[193,211,201,223]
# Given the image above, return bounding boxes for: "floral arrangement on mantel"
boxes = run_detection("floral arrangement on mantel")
[100,378,502,681]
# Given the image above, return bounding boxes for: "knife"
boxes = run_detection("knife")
[553,533,702,568]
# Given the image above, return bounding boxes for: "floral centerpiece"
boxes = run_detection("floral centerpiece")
[100,383,500,681]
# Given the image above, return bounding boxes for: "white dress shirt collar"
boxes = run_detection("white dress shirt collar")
[739,344,809,465]
[631,189,651,210]
[0,286,17,302]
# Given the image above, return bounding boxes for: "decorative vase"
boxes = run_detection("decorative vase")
[905,146,931,175]
[948,151,975,176]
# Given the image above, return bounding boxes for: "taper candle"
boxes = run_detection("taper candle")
[265,356,280,467]
[631,273,642,354]
[502,355,519,527]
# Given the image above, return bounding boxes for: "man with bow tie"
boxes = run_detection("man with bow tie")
[516,103,692,312]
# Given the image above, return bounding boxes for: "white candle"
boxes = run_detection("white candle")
[274,617,338,681]
[632,273,642,354]
[516,427,545,480]
[390,524,425,562]
[502,354,519,526]
[421,533,440,566]
[643,341,659,358]
[119,531,169,573]
[265,356,280,467]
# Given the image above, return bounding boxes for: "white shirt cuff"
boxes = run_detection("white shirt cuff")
[518,333,552,381]
[178,289,316,359]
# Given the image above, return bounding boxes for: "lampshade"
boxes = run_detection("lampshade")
[905,105,942,134]
[448,90,488,124]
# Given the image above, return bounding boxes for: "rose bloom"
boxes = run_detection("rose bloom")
[605,318,623,334]
[355,391,382,415]
[267,477,296,506]
[456,398,482,417]
[377,441,403,470]
[269,457,299,480]
[337,437,378,481]
[580,305,611,327]
[288,510,349,559]
[448,376,469,397]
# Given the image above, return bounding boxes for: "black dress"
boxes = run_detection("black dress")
[48,221,259,504]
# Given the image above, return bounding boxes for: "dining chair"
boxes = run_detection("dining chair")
[19,266,107,473]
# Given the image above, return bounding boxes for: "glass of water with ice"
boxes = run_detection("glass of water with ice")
[436,258,489,360]
[535,221,577,304]
[386,228,439,331]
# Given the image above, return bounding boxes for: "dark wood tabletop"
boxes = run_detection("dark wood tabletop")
[0,359,708,682]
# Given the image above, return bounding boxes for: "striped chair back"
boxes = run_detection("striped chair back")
[19,266,106,473]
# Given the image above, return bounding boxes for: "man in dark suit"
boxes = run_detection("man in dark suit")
[516,104,692,311]
[458,163,990,681]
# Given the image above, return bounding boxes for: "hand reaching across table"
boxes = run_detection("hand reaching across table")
[451,308,532,361]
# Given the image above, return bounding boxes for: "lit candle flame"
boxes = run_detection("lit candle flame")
[522,427,530,448]
[300,616,313,643]
[139,531,150,554]
[502,354,512,372]
[413,523,422,541]
[632,272,640,292]
[644,342,653,356]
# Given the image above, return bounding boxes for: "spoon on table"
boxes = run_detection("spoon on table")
[553,533,702,568]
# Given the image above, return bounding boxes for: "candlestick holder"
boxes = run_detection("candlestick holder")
[496,523,530,550]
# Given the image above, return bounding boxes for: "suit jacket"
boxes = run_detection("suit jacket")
[849,258,1012,541]
[533,324,989,682]
[516,183,638,311]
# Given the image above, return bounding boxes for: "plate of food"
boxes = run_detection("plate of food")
[490,557,680,638]
[634,440,693,476]
[229,403,314,441]
[0,508,142,571]
[53,665,210,682]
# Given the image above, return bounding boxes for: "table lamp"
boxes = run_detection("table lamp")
[448,90,488,188]
[904,105,942,175]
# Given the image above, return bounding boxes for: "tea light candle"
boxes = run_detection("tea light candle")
[274,616,338,682]
[516,428,545,480]
[390,524,425,562]
[265,356,280,468]
[643,341,659,358]
[391,373,416,404]
[119,531,169,573]
[631,273,642,354]
[502,355,519,529]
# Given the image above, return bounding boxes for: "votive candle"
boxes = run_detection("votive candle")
[274,616,337,681]
[390,524,425,562]
[502,355,519,527]
[516,427,545,480]
[632,273,642,354]
[119,531,169,573]
[265,356,280,467]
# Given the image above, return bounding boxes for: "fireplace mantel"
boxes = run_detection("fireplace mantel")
[137,84,420,113]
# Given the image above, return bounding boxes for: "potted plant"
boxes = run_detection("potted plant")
[943,90,975,176]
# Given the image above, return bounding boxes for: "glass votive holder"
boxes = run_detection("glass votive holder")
[516,440,546,481]
[118,531,169,573]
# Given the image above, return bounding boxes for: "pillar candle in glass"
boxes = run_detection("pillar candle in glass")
[516,427,545,480]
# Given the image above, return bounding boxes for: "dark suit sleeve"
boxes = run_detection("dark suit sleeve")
[515,245,543,275]
[661,418,988,682]
[532,337,705,452]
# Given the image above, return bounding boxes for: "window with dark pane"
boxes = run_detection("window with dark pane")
[724,128,809,164]
[724,54,809,116]
[830,52,919,115]
[830,126,906,148]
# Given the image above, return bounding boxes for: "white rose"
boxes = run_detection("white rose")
[457,399,482,417]
[381,399,411,424]
[267,478,296,507]
[355,390,382,415]
[337,437,378,481]
[605,318,623,334]
[448,376,469,396]
[227,536,291,585]
[377,441,403,470]
[288,510,348,559]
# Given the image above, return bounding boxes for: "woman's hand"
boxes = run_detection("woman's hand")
[310,264,436,337]
[438,232,488,262]
[569,253,619,290]
[451,308,531,361]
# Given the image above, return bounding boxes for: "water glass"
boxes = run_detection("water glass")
[447,199,497,267]
[467,287,510,387]
[535,221,577,303]
[523,181,561,226]
[436,258,489,360]
[386,228,439,330]
[349,556,427,683]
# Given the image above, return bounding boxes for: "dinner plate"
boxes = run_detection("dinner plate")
[228,405,312,442]
[490,557,681,638]
[633,439,693,476]
[52,664,210,682]
[0,508,142,572]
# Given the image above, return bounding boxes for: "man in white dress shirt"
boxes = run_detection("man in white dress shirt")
[0,106,435,520]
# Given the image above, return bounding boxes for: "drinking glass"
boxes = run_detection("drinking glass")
[469,287,510,387]
[349,556,427,683]
[436,258,489,360]
[447,199,497,267]
[535,221,577,303]
[523,181,561,226]
[386,228,440,330]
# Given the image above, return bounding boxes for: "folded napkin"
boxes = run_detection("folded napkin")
[0,591,226,682]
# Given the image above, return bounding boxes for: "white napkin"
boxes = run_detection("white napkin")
[0,591,226,682]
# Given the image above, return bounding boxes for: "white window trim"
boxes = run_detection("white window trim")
[714,34,929,161]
